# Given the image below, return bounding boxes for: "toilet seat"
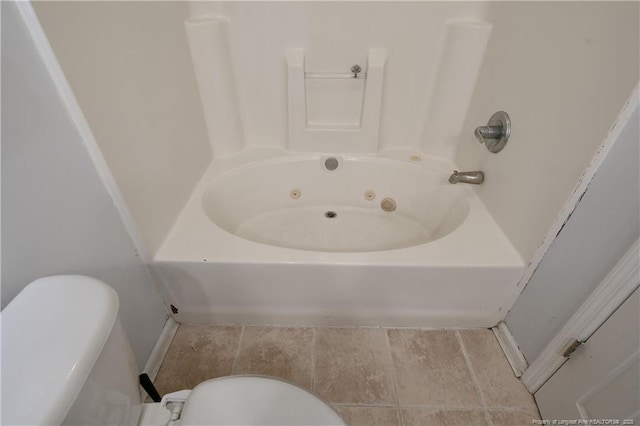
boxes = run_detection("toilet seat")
[179,376,345,425]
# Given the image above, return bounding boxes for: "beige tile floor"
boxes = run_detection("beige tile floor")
[154,325,540,426]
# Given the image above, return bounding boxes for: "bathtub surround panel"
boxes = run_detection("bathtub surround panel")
[456,1,640,261]
[185,15,244,158]
[305,77,364,128]
[33,1,212,254]
[287,48,387,153]
[188,1,228,19]
[189,1,490,152]
[419,20,493,160]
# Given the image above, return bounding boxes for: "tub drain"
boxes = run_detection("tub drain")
[325,211,337,218]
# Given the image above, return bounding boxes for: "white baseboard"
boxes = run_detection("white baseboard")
[142,317,179,380]
[139,317,179,401]
[492,321,528,377]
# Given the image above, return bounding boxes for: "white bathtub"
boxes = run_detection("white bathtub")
[155,149,525,327]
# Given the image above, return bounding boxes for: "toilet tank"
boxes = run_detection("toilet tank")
[1,275,142,425]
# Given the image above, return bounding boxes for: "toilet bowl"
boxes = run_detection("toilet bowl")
[1,275,345,426]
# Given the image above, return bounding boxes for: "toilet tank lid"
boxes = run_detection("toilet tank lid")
[1,275,119,425]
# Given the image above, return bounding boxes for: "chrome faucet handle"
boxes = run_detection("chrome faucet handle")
[474,111,511,153]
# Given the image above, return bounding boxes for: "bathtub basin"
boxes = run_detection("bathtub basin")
[155,150,525,327]
[203,155,469,252]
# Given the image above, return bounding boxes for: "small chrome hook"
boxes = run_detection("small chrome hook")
[351,65,361,78]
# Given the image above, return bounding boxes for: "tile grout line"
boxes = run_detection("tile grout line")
[231,325,245,375]
[383,328,404,426]
[204,323,489,331]
[332,403,398,408]
[484,405,540,411]
[456,330,494,426]
[311,327,317,392]
[331,402,507,410]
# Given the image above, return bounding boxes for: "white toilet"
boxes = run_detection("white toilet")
[1,275,346,425]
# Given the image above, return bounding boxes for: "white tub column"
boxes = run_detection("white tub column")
[420,21,492,160]
[185,16,244,158]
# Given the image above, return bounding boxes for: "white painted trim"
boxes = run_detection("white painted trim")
[492,321,528,377]
[139,318,179,401]
[512,84,639,295]
[142,317,179,380]
[16,1,152,264]
[522,239,640,393]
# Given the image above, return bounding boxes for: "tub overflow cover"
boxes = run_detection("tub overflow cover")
[324,157,339,171]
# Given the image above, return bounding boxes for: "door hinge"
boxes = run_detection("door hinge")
[562,339,584,358]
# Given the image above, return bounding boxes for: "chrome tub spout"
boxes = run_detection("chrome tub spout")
[448,170,484,185]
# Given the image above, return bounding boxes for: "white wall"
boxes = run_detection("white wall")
[456,1,639,261]
[1,1,167,367]
[505,96,639,363]
[33,1,212,254]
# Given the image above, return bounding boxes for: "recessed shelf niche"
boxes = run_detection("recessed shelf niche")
[287,48,387,153]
